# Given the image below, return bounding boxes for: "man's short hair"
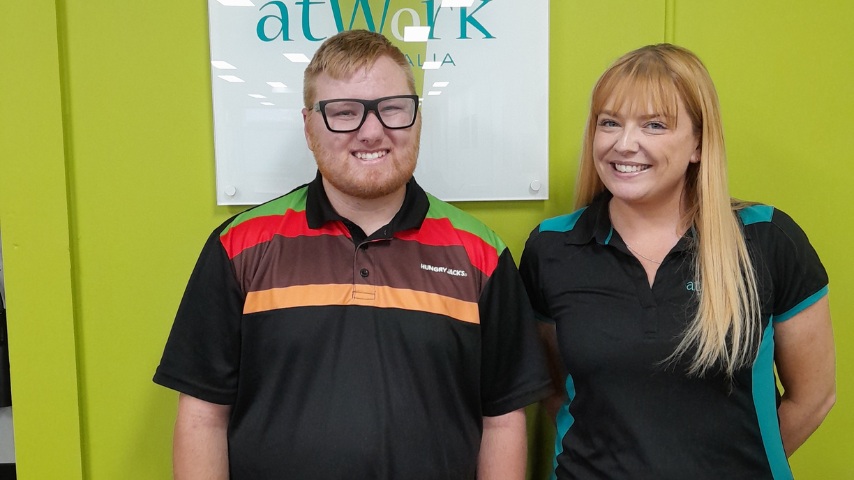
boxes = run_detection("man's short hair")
[303,29,416,108]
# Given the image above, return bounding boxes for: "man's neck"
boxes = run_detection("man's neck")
[323,180,406,237]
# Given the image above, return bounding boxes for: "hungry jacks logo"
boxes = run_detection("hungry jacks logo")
[421,263,468,277]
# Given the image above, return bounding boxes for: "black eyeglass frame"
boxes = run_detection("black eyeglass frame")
[312,94,420,133]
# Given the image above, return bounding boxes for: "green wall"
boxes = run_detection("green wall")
[0,1,851,478]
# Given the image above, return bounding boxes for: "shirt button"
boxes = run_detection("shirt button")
[360,268,369,277]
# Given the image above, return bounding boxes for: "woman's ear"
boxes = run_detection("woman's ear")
[690,143,701,163]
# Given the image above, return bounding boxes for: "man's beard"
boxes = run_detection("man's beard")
[308,129,420,200]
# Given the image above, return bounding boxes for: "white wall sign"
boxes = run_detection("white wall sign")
[208,0,549,205]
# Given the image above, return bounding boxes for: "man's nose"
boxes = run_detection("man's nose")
[357,110,385,139]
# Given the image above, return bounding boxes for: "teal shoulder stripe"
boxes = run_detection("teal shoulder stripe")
[222,186,309,235]
[540,207,587,233]
[774,285,829,323]
[738,205,774,226]
[752,323,793,480]
[424,193,506,253]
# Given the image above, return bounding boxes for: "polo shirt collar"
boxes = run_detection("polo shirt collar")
[557,190,612,246]
[590,191,616,246]
[304,171,429,238]
[571,190,695,252]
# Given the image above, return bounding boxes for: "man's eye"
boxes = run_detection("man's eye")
[330,109,358,118]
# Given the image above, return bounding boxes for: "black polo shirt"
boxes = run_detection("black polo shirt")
[154,173,551,479]
[519,191,827,480]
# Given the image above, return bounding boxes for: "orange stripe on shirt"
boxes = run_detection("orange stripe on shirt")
[244,284,480,324]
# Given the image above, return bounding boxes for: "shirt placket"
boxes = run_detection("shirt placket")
[352,239,382,303]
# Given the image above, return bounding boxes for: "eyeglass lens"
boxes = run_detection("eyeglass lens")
[322,96,417,132]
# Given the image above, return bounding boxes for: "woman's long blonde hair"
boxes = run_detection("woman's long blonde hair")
[575,44,761,377]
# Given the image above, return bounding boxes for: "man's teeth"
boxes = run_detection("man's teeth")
[355,151,387,160]
[614,164,649,173]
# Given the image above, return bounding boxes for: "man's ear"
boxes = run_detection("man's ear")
[302,108,313,151]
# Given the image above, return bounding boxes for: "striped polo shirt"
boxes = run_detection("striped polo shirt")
[155,173,551,479]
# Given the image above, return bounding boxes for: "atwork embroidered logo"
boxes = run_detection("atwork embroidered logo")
[421,263,468,277]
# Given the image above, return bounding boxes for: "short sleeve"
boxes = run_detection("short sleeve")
[478,248,552,416]
[153,221,245,404]
[519,226,554,324]
[755,208,829,322]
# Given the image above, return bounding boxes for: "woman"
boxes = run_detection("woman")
[520,44,835,479]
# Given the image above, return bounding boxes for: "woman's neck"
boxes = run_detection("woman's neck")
[608,196,691,286]
[607,194,690,239]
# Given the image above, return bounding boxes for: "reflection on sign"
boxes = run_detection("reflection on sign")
[209,0,549,205]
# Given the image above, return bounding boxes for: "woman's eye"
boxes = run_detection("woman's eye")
[646,121,667,130]
[598,119,619,128]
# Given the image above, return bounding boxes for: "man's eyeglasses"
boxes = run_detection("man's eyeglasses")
[312,95,419,133]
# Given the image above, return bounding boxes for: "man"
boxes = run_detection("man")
[154,30,551,479]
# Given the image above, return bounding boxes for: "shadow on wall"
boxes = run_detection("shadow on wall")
[1,235,14,476]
